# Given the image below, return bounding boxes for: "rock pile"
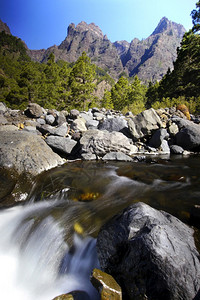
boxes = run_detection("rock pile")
[0,101,200,175]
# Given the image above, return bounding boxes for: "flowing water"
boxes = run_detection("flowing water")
[0,156,200,299]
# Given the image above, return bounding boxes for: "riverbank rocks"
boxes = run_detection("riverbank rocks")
[0,102,200,167]
[0,131,64,175]
[80,129,137,159]
[97,202,200,300]
[127,108,163,141]
[173,118,200,151]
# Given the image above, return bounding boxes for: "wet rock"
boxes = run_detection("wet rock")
[91,268,122,300]
[175,121,200,151]
[148,128,169,148]
[102,152,133,161]
[97,202,200,300]
[127,108,163,141]
[168,123,179,136]
[52,290,91,300]
[160,139,170,154]
[45,135,77,155]
[24,103,44,118]
[80,129,137,158]
[170,145,184,154]
[0,131,64,175]
[190,205,200,228]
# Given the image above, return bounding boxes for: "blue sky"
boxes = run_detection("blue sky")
[0,0,197,50]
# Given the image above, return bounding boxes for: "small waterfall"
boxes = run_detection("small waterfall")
[0,202,100,300]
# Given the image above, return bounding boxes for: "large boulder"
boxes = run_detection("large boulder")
[127,108,163,141]
[0,131,64,175]
[97,202,200,300]
[37,123,69,137]
[174,118,200,151]
[24,103,44,118]
[80,129,137,158]
[45,136,77,156]
[98,117,128,135]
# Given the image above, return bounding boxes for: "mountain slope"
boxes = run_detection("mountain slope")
[1,18,186,82]
[114,17,186,81]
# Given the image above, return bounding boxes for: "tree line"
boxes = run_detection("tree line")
[0,1,200,114]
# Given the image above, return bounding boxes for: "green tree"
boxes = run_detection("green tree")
[191,1,200,33]
[121,76,147,114]
[101,90,114,109]
[111,76,130,110]
[69,52,96,110]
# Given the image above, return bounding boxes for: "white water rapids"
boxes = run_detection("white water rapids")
[0,202,99,300]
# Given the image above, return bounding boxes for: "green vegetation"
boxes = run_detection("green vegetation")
[0,1,199,115]
[0,33,114,111]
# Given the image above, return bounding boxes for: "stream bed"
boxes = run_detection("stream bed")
[0,155,200,299]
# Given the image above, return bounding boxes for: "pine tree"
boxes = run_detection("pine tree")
[101,90,114,109]
[191,1,200,33]
[111,76,130,110]
[69,52,96,110]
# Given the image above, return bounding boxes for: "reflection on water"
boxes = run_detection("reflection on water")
[0,156,200,299]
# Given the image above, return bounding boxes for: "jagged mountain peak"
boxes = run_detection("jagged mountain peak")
[0,19,11,35]
[67,21,104,39]
[151,17,186,38]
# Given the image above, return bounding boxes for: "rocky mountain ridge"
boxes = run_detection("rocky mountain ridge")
[0,18,186,82]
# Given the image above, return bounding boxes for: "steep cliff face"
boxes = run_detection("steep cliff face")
[4,17,185,82]
[114,17,186,81]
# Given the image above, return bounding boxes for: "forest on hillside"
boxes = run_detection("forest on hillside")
[0,1,200,114]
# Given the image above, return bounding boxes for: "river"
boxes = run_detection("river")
[0,155,199,299]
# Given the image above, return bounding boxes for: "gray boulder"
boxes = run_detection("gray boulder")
[97,202,200,300]
[160,140,170,154]
[45,114,55,125]
[25,103,44,118]
[127,108,163,141]
[86,119,99,130]
[79,111,93,122]
[45,136,77,155]
[175,121,200,151]
[170,145,184,154]
[37,123,69,137]
[69,109,80,119]
[102,152,133,162]
[98,117,128,135]
[71,117,87,133]
[0,131,64,175]
[80,129,137,157]
[0,102,7,113]
[0,114,8,125]
[148,128,169,148]
[55,112,66,126]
